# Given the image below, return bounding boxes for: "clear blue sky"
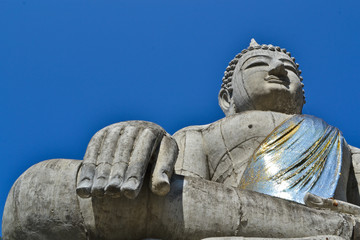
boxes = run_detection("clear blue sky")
[1,1,360,235]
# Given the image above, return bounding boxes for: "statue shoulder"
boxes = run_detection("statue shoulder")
[174,124,210,133]
[172,123,210,140]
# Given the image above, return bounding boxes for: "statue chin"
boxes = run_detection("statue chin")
[250,89,303,115]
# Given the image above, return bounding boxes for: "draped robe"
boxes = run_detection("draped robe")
[239,115,347,204]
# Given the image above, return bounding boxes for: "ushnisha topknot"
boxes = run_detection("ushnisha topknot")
[221,38,305,103]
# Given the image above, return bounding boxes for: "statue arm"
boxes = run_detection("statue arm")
[87,175,357,239]
[173,125,210,180]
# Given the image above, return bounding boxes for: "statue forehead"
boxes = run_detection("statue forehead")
[238,49,292,66]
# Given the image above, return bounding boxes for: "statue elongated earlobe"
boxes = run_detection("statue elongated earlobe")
[218,88,234,116]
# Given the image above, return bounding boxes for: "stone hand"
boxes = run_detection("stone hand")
[76,121,178,199]
[304,192,360,217]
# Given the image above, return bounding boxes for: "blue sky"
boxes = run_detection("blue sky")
[1,1,360,235]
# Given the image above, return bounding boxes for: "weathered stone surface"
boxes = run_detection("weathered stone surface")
[3,164,358,239]
[3,39,360,239]
[2,159,86,240]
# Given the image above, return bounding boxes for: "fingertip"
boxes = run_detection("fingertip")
[152,182,170,196]
[91,178,107,198]
[76,179,92,198]
[121,177,140,199]
[76,187,92,198]
[304,193,323,206]
[91,187,105,198]
[104,178,123,198]
[151,175,170,196]
[122,189,137,199]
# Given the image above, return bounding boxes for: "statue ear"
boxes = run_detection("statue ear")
[218,88,232,116]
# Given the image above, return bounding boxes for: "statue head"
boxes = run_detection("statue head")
[219,39,305,116]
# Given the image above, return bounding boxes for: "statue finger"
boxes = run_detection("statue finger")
[105,125,139,197]
[121,128,159,199]
[76,129,107,198]
[150,134,178,196]
[91,126,123,197]
[76,163,96,198]
[304,193,360,216]
[91,163,112,197]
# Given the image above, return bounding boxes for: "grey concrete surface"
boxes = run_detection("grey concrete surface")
[3,39,360,239]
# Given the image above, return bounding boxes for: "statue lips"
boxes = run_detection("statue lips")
[264,75,290,88]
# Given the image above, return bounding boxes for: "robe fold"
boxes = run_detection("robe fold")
[239,115,345,204]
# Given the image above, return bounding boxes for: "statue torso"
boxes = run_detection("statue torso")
[203,111,292,186]
[174,110,351,202]
[174,111,291,185]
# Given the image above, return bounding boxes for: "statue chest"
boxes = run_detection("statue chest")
[203,111,292,187]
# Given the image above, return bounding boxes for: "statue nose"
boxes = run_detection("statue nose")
[268,61,287,77]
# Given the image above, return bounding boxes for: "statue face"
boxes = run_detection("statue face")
[231,49,304,114]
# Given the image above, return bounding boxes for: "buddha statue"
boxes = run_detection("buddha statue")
[3,39,360,240]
